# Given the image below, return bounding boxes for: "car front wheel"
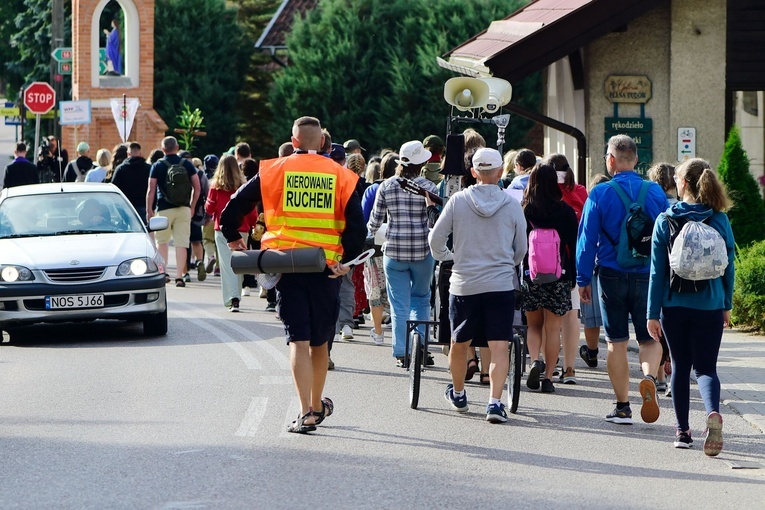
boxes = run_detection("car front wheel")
[143,308,168,336]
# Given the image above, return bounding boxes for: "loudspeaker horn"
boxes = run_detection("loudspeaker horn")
[479,77,512,113]
[444,77,490,111]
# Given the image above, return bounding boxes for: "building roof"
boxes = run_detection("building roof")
[441,0,666,82]
[255,0,318,50]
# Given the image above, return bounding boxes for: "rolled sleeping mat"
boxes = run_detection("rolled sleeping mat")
[230,247,326,275]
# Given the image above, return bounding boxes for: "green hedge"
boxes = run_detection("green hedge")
[732,240,765,332]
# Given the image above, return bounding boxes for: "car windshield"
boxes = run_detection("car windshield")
[0,191,146,239]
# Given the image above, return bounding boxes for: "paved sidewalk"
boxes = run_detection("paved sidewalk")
[717,328,765,433]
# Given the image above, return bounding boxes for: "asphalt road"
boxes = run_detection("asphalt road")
[1,278,764,509]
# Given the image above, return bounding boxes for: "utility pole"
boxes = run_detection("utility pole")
[51,0,64,142]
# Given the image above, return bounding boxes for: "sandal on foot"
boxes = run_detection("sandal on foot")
[480,373,490,385]
[312,397,334,425]
[287,411,317,434]
[465,358,479,381]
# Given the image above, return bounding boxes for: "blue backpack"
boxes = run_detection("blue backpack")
[602,180,654,268]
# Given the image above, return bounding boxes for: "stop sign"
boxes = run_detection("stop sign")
[23,82,56,115]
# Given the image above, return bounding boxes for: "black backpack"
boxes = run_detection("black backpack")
[602,180,654,268]
[162,158,192,207]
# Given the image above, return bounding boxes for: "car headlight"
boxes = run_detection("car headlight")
[0,265,35,282]
[117,258,158,276]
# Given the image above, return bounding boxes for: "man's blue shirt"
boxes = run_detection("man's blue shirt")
[576,171,669,287]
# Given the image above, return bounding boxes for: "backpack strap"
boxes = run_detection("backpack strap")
[606,179,634,210]
[635,180,650,207]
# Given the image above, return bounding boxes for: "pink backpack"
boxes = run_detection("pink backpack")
[528,226,562,284]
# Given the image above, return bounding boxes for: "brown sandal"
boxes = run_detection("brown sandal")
[480,373,490,385]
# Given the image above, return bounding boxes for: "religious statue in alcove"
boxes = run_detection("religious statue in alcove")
[103,18,122,75]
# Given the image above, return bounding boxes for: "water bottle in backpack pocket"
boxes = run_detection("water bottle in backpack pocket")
[528,224,563,284]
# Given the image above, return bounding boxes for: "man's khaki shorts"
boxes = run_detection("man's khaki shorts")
[154,207,191,248]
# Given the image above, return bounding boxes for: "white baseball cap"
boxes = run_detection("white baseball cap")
[472,147,503,171]
[396,140,432,166]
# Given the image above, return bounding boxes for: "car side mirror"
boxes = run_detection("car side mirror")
[148,216,169,232]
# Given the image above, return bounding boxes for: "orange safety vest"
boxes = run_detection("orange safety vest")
[259,153,358,265]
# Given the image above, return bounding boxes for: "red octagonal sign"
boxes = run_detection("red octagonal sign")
[24,81,56,115]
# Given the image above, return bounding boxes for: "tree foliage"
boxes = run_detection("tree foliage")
[154,0,249,157]
[718,125,765,247]
[0,0,26,97]
[234,0,282,159]
[269,0,539,154]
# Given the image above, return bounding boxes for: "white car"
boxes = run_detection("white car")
[0,183,169,341]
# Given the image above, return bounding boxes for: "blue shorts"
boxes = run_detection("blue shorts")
[580,272,603,329]
[597,266,650,343]
[276,270,341,346]
[449,291,515,344]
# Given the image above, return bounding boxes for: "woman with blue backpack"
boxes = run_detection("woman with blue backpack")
[522,163,578,393]
[647,158,735,456]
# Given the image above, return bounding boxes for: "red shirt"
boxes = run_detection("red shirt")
[559,184,588,222]
[205,187,259,231]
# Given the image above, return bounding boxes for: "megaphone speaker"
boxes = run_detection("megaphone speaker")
[444,77,490,111]
[479,77,512,113]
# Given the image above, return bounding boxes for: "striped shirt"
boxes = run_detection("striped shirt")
[367,175,437,262]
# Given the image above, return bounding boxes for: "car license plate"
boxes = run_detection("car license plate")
[45,294,105,309]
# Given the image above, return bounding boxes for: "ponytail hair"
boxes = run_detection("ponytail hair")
[675,158,732,212]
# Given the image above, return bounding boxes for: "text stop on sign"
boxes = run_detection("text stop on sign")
[27,92,54,103]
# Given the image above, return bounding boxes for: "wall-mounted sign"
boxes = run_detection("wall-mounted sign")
[678,127,696,162]
[605,75,652,104]
[604,117,653,175]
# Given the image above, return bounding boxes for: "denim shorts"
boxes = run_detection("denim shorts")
[597,266,650,343]
[580,274,603,329]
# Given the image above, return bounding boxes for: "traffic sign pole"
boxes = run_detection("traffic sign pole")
[33,114,41,162]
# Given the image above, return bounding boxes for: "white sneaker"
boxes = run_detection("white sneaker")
[370,329,384,345]
[259,287,267,298]
[341,324,354,340]
[241,286,251,297]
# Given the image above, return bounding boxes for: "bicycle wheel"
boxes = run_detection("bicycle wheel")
[506,335,522,413]
[409,332,423,409]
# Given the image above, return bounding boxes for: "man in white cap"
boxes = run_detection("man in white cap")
[428,147,527,423]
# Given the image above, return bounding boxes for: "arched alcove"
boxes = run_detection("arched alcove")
[91,0,140,88]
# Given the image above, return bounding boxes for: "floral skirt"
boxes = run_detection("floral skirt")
[363,256,388,308]
[522,278,573,316]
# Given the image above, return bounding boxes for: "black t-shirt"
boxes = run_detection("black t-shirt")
[112,156,151,209]
[149,154,197,210]
[64,156,94,182]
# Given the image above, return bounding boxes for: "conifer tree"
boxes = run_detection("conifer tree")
[269,0,539,154]
[718,125,765,246]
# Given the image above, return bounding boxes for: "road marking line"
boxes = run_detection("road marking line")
[235,397,269,437]
[172,304,289,369]
[169,309,262,370]
[259,375,293,385]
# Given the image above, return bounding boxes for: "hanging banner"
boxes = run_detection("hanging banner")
[110,97,140,142]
